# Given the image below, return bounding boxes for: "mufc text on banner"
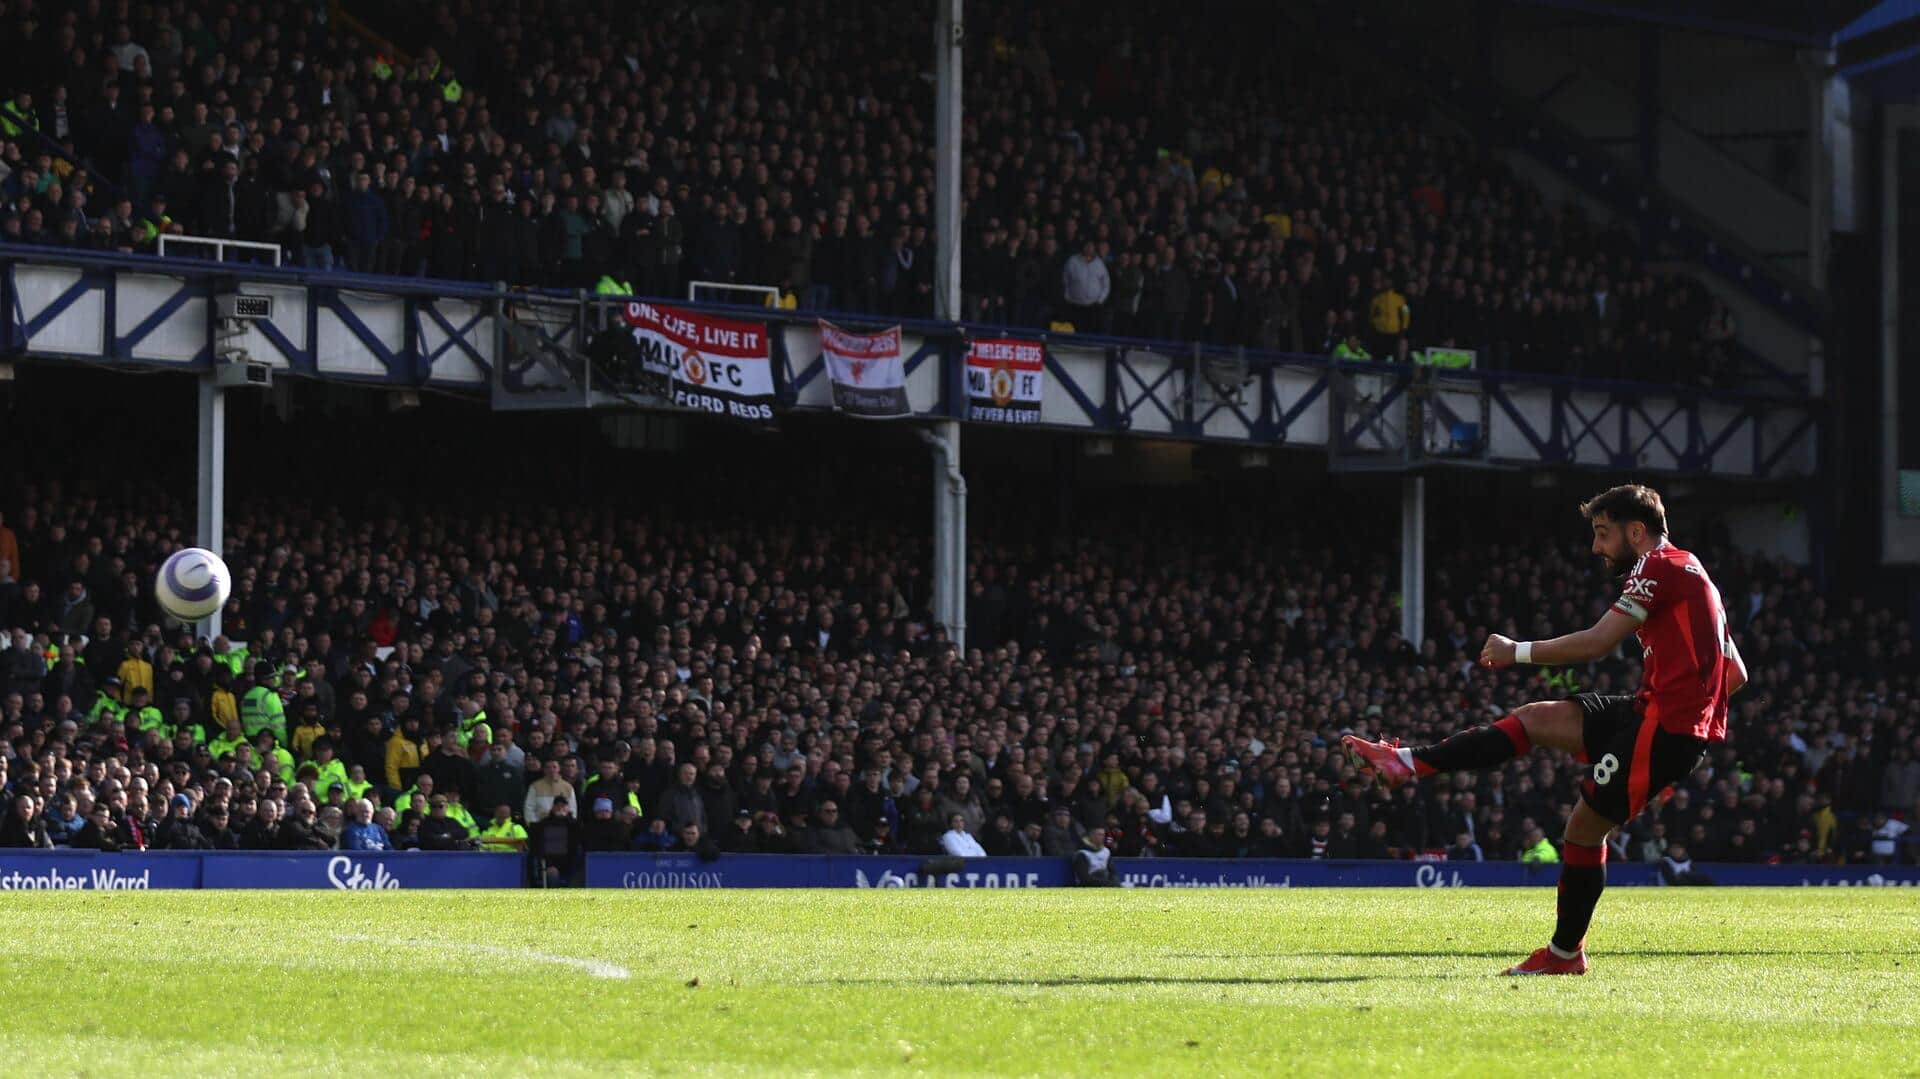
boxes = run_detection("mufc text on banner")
[965,336,1044,424]
[621,301,776,424]
[819,320,911,418]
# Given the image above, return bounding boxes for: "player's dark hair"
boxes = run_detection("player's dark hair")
[1579,484,1667,537]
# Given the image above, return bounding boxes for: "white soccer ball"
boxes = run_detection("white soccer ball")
[155,547,231,622]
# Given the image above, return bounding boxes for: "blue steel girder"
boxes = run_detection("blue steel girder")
[0,247,1829,480]
[314,286,406,381]
[1487,383,1556,458]
[1111,347,1182,431]
[1043,348,1107,428]
[113,279,210,364]
[1627,399,1691,470]
[1561,393,1628,468]
[1274,372,1330,444]
[1339,380,1410,450]
[1191,359,1262,440]
[16,266,108,358]
[1759,412,1819,478]
[419,301,491,377]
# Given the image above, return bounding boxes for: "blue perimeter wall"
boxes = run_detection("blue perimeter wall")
[1,850,1916,890]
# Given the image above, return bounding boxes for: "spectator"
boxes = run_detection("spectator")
[344,173,389,274]
[1072,828,1117,885]
[524,758,576,825]
[718,809,758,853]
[154,793,211,850]
[343,799,392,851]
[1040,804,1084,858]
[1519,825,1560,865]
[0,794,52,848]
[581,797,632,852]
[71,804,122,851]
[1061,241,1111,333]
[658,762,706,835]
[532,798,582,885]
[419,795,472,851]
[940,813,988,858]
[41,793,83,847]
[803,800,861,855]
[478,805,529,853]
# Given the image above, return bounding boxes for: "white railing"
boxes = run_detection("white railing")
[687,279,779,307]
[157,234,283,267]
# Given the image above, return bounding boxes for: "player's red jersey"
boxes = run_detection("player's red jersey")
[1609,540,1734,741]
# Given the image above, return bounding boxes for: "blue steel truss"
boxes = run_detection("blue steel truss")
[0,244,1820,480]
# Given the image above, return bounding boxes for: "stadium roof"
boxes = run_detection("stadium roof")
[1511,0,1903,49]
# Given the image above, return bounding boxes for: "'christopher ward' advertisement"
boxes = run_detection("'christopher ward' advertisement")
[622,302,776,425]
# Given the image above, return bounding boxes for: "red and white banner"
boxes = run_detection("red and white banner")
[819,321,910,418]
[964,337,1044,424]
[621,302,775,424]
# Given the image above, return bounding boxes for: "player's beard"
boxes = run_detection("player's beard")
[1601,539,1635,578]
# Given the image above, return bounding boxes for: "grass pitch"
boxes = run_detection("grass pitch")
[0,888,1913,1076]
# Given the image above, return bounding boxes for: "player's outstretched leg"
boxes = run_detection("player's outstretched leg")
[1504,799,1613,976]
[1343,700,1583,789]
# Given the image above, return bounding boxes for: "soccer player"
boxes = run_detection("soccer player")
[1343,484,1746,975]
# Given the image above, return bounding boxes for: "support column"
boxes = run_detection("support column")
[927,0,967,651]
[933,0,963,323]
[196,376,226,641]
[1400,475,1426,647]
[1637,24,1661,257]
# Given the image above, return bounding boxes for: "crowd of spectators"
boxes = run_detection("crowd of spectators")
[0,0,1751,387]
[0,463,1913,876]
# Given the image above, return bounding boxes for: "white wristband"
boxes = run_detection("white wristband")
[1515,641,1534,664]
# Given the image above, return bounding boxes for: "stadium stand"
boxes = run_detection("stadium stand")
[0,0,1763,388]
[0,384,1912,869]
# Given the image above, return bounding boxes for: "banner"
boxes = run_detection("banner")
[587,853,1920,889]
[0,851,203,890]
[621,301,776,424]
[965,337,1044,424]
[819,321,910,418]
[587,853,1070,889]
[199,851,524,890]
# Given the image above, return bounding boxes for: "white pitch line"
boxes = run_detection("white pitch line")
[337,932,632,980]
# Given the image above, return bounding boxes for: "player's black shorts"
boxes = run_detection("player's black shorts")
[1572,692,1709,825]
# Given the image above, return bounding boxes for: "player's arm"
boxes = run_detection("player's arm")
[1725,637,1749,696]
[1480,609,1640,669]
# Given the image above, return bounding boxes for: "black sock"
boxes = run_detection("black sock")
[1410,715,1530,774]
[1553,843,1606,953]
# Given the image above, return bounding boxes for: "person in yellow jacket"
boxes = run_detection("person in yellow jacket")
[444,790,480,837]
[123,687,169,742]
[1519,825,1562,865]
[477,805,527,851]
[87,677,129,725]
[211,637,248,677]
[305,739,350,800]
[255,731,296,787]
[386,715,425,790]
[289,702,327,761]
[210,671,240,734]
[239,663,287,743]
[0,91,38,140]
[342,764,375,804]
[393,773,436,817]
[116,642,155,699]
[1367,270,1411,359]
[208,717,249,763]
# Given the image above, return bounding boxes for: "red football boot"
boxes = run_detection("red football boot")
[1502,946,1589,976]
[1341,734,1417,789]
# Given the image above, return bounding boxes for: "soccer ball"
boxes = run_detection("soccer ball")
[155,547,231,623]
